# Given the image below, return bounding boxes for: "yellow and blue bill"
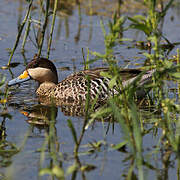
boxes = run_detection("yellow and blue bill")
[8,70,31,86]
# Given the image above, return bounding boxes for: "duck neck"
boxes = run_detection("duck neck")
[36,81,56,96]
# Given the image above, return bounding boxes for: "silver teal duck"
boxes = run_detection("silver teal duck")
[8,57,155,103]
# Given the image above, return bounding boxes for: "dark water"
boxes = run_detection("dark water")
[0,0,180,179]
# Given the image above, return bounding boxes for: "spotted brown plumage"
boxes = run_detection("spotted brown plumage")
[8,57,155,104]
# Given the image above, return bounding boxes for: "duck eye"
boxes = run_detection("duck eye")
[27,61,39,69]
[34,63,39,68]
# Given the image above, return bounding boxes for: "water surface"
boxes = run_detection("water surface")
[0,0,180,179]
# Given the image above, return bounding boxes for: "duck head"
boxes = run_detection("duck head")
[8,57,58,86]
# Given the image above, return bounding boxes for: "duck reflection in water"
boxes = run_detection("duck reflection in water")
[20,104,58,128]
[20,103,92,129]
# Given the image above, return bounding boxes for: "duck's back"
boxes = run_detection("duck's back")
[48,68,112,102]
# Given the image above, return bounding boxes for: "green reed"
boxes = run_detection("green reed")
[39,105,65,179]
[8,0,59,64]
[37,0,50,57]
[47,0,58,58]
[0,75,33,179]
[89,0,179,179]
[21,9,32,52]
[8,0,33,66]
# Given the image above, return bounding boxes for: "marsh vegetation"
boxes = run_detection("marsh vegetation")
[0,0,180,179]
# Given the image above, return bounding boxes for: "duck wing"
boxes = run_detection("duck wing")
[82,68,142,81]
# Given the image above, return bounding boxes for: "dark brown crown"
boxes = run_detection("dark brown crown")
[26,57,58,82]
